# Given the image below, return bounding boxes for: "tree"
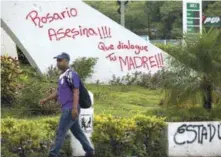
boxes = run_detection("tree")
[125,1,148,32]
[205,1,221,16]
[159,28,221,109]
[85,1,120,23]
[85,1,147,32]
[144,1,164,39]
[84,1,220,40]
[1,56,22,105]
[159,1,182,39]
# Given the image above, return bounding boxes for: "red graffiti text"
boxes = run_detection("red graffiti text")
[106,53,164,71]
[48,26,112,41]
[26,8,78,28]
[98,42,114,51]
[98,40,148,55]
[117,40,148,55]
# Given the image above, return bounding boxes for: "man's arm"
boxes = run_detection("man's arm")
[73,88,79,109]
[71,72,80,119]
[40,90,58,105]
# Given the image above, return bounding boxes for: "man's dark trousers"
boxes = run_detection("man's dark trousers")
[48,109,94,157]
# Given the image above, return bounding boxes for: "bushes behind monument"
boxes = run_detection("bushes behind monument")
[1,56,98,116]
[1,56,22,105]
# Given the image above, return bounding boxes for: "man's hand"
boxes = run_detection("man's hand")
[39,91,58,105]
[72,108,78,119]
[39,98,48,105]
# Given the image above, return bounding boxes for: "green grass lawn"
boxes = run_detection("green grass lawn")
[87,84,162,117]
[2,84,163,118]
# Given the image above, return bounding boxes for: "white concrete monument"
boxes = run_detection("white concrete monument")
[1,28,18,58]
[1,1,166,83]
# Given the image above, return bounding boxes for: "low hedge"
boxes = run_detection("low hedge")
[1,115,166,157]
[1,117,58,157]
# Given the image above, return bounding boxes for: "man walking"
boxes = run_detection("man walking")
[40,52,94,157]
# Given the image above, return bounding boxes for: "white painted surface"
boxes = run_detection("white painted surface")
[1,1,166,83]
[183,0,202,34]
[1,28,18,58]
[88,91,94,106]
[70,91,94,156]
[70,108,94,156]
[168,122,221,157]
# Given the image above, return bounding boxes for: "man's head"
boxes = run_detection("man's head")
[54,52,70,71]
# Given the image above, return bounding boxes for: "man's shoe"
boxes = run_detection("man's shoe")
[85,152,95,157]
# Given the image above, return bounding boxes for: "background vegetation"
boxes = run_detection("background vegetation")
[85,1,221,39]
[2,52,221,157]
[1,115,166,157]
[1,1,221,156]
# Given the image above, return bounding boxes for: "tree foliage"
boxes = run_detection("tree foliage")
[71,57,98,82]
[85,1,221,39]
[205,1,221,16]
[1,56,22,105]
[159,28,221,109]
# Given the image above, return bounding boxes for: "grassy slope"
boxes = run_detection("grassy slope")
[87,84,162,117]
[2,84,162,118]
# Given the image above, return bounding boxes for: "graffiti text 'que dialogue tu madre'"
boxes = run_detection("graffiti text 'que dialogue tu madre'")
[26,8,112,41]
[98,41,164,71]
[25,7,164,71]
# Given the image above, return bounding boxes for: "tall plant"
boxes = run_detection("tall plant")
[71,57,98,82]
[1,56,22,105]
[159,28,221,109]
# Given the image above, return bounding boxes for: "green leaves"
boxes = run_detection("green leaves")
[1,117,58,156]
[71,57,98,82]
[158,28,221,108]
[92,114,166,157]
[2,115,166,157]
[1,56,22,105]
[205,2,221,16]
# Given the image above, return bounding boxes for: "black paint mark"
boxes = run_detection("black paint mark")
[173,123,221,145]
[186,125,197,144]
[201,126,208,144]
[208,124,216,142]
[218,124,221,140]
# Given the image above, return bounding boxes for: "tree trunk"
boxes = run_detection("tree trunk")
[202,77,212,110]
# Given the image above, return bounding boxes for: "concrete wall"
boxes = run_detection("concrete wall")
[168,122,221,157]
[1,1,166,83]
[1,28,18,58]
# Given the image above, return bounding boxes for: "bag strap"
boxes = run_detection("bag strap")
[64,69,84,92]
[64,69,74,90]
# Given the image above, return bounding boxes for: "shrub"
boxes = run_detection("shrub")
[17,78,60,116]
[137,70,169,89]
[92,115,166,157]
[1,55,22,105]
[109,70,167,90]
[1,115,166,157]
[71,57,98,81]
[1,117,50,157]
[1,145,18,157]
[47,65,60,82]
[1,65,61,117]
[134,115,167,157]
[109,74,124,85]
[92,115,136,157]
[109,72,141,86]
[158,29,221,109]
[1,117,72,157]
[47,57,98,82]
